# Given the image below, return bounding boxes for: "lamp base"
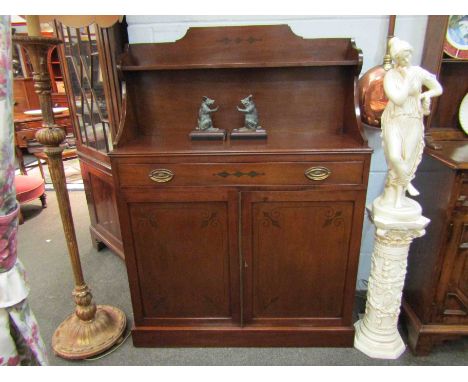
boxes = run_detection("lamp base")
[52,305,126,360]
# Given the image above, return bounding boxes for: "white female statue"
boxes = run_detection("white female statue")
[377,37,442,212]
[354,37,443,359]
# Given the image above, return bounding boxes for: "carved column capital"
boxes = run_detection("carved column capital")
[375,227,426,247]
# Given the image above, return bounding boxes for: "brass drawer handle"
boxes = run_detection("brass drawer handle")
[305,166,331,181]
[149,169,174,183]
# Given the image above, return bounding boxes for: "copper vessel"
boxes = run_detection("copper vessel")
[359,16,396,128]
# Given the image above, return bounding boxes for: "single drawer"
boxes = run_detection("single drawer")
[118,161,365,187]
[16,119,42,129]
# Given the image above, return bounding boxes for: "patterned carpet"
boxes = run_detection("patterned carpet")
[16,155,84,190]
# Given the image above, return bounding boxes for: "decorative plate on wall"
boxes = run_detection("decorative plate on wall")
[459,93,468,134]
[444,15,468,59]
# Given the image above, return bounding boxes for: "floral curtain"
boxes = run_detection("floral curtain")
[0,15,48,366]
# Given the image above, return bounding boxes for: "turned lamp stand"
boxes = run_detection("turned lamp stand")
[13,33,126,359]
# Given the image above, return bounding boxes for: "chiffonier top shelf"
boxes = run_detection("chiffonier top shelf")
[110,131,371,157]
[113,25,367,155]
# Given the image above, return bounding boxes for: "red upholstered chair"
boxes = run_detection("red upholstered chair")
[14,175,47,224]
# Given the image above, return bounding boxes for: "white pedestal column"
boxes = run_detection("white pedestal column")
[354,196,429,359]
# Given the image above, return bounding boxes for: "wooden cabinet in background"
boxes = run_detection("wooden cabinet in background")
[13,77,70,116]
[47,46,65,93]
[13,47,73,155]
[13,77,40,112]
[53,18,127,259]
[14,38,70,113]
[13,77,73,175]
[402,16,468,356]
[403,148,468,355]
[110,25,372,347]
[422,16,467,144]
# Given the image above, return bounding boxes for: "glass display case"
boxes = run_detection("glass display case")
[53,17,127,258]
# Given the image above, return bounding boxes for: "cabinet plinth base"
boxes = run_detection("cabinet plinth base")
[130,325,355,347]
[401,299,468,356]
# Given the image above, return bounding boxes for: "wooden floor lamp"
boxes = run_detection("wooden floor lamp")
[13,16,126,360]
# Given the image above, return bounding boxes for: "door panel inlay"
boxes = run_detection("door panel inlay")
[130,202,231,319]
[251,201,353,319]
[262,209,281,228]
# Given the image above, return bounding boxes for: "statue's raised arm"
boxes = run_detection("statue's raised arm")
[420,70,443,116]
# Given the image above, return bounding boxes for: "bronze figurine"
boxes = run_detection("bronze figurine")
[189,96,226,140]
[197,96,218,131]
[231,95,267,139]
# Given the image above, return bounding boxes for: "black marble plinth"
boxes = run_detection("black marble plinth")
[230,128,267,139]
[189,129,227,141]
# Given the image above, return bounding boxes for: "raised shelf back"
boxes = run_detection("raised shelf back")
[120,25,361,70]
[115,25,365,149]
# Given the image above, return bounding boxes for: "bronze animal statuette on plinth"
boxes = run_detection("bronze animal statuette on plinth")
[231,95,267,139]
[189,96,226,140]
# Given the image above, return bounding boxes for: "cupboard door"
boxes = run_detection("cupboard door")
[241,190,365,327]
[436,218,468,324]
[121,189,240,326]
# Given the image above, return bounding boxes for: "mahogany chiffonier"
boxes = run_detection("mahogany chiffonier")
[110,25,372,347]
